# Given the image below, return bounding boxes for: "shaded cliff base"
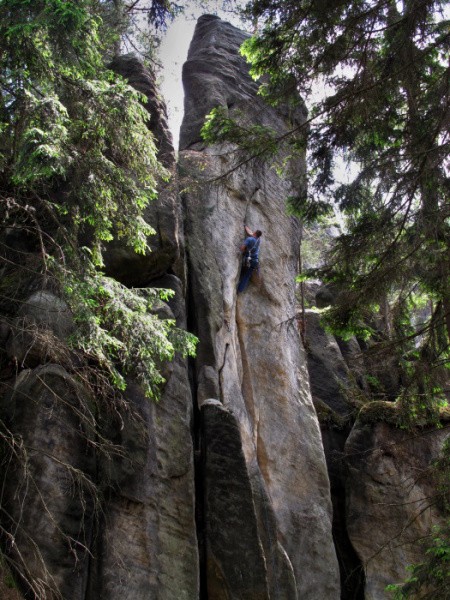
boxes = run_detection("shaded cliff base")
[304,282,450,599]
[0,560,21,600]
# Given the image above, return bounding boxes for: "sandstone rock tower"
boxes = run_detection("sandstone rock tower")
[180,15,340,598]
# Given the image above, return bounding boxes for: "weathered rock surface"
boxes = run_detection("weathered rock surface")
[0,59,198,600]
[15,291,74,339]
[3,14,448,600]
[94,356,198,600]
[181,15,340,598]
[345,419,450,599]
[305,309,358,420]
[6,291,75,367]
[1,365,96,599]
[91,61,198,599]
[1,294,198,600]
[201,399,271,599]
[321,427,365,599]
[105,55,184,286]
[110,54,175,166]
[181,18,259,149]
[304,308,370,598]
[201,399,299,600]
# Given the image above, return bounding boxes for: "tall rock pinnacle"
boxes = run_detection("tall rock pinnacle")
[180,15,340,598]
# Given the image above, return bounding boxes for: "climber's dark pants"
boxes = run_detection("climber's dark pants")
[237,259,259,293]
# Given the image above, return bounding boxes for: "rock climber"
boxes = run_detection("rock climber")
[237,225,262,293]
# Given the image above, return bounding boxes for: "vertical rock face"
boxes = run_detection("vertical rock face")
[93,365,198,600]
[0,58,198,600]
[110,54,175,167]
[2,366,96,599]
[304,300,367,598]
[104,55,184,287]
[1,17,448,600]
[304,308,363,420]
[181,15,340,598]
[305,283,450,599]
[1,14,448,600]
[201,400,272,600]
[346,419,450,600]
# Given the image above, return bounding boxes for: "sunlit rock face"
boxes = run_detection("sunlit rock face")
[180,15,340,599]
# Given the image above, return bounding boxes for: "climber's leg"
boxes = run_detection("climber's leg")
[237,266,253,293]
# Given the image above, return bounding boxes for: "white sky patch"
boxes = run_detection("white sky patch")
[157,17,197,150]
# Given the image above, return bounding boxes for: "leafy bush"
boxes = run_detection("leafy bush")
[0,0,197,399]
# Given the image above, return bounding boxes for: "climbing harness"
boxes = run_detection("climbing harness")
[244,237,260,268]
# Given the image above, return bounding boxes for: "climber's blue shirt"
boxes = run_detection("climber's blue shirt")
[244,236,260,260]
[238,236,261,293]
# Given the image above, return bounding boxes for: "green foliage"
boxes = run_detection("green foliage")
[62,269,197,400]
[1,0,166,253]
[239,0,449,420]
[201,106,280,157]
[141,0,184,30]
[200,104,307,192]
[300,217,341,269]
[435,439,450,513]
[0,0,197,399]
[386,522,450,599]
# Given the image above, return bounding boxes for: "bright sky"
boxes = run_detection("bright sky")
[157,16,198,150]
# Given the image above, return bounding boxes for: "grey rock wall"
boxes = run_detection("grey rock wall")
[181,15,340,599]
[303,305,367,598]
[304,308,361,420]
[1,365,96,599]
[0,57,198,600]
[201,400,273,599]
[93,369,198,600]
[3,14,447,600]
[305,288,450,599]
[105,55,185,287]
[346,418,450,599]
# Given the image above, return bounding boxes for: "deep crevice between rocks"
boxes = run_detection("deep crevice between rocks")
[184,244,207,600]
[218,342,230,404]
[321,426,365,600]
[235,301,258,441]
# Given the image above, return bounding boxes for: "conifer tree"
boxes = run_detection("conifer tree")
[0,0,196,399]
[223,0,449,412]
